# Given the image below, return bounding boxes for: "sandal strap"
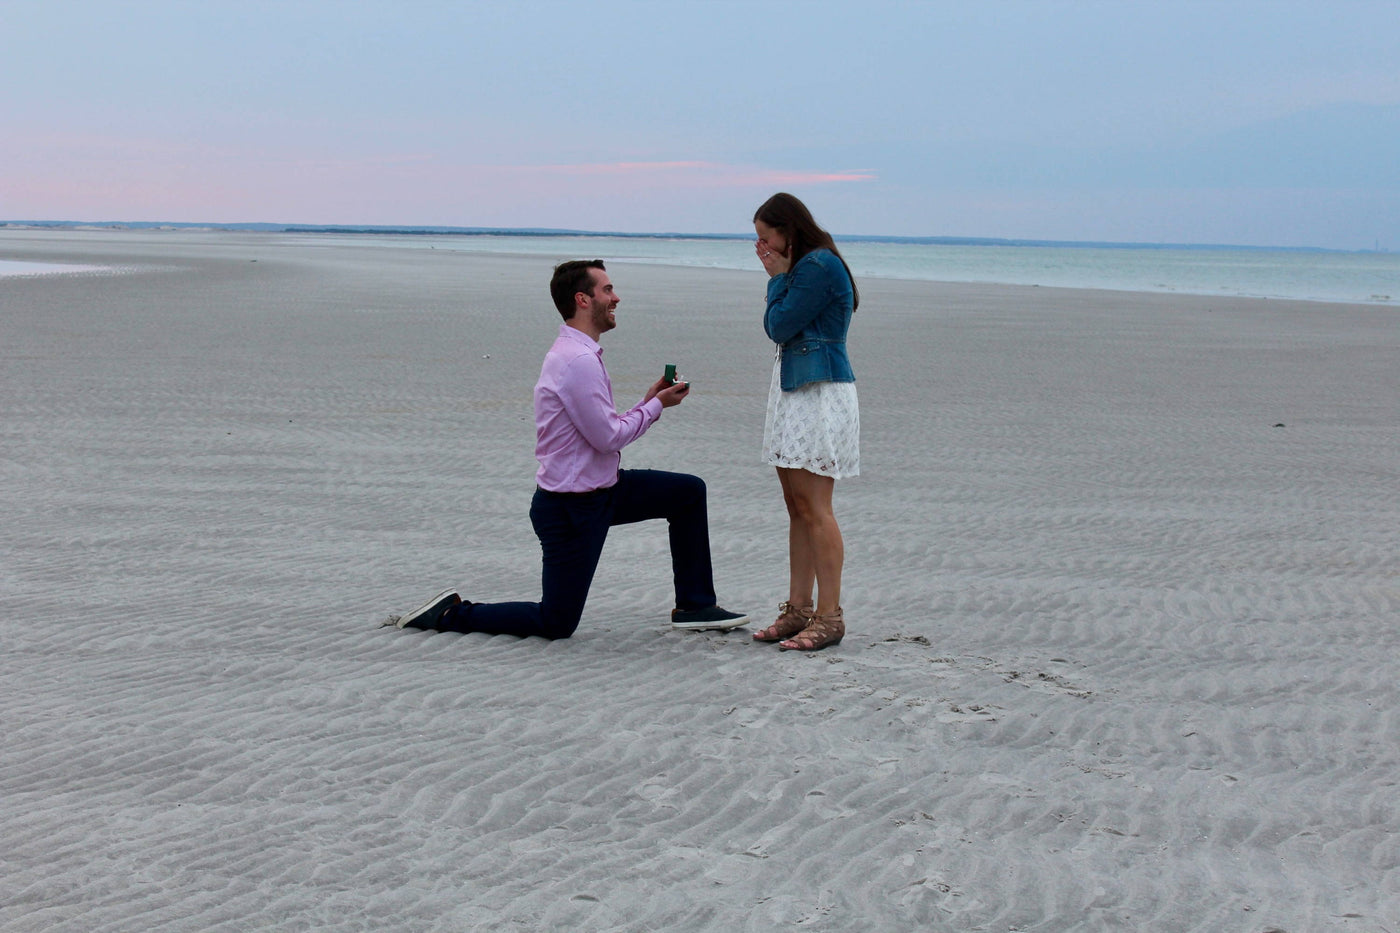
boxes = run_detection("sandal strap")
[753,601,814,641]
[780,607,845,651]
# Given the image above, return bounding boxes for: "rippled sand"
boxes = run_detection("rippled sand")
[2,229,1397,931]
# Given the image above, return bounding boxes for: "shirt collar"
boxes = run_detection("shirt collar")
[559,322,603,354]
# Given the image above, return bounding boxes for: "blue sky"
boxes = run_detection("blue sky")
[3,0,1397,249]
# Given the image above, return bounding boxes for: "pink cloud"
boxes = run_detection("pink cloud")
[0,129,873,227]
[523,161,876,187]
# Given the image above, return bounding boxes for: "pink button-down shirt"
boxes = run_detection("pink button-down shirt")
[534,324,663,493]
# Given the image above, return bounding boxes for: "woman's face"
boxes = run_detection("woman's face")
[754,220,789,256]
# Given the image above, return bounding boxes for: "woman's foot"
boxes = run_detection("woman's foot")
[753,601,813,642]
[779,608,844,651]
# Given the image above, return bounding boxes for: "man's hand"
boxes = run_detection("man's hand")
[646,376,691,408]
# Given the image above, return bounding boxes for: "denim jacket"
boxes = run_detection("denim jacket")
[764,248,856,391]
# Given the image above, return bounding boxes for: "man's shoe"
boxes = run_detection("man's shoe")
[395,589,462,630]
[671,605,749,631]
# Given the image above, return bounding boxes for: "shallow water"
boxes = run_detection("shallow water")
[0,258,111,277]
[282,232,1400,306]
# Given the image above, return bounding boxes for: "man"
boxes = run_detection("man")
[390,259,748,640]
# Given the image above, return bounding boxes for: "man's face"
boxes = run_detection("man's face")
[581,269,618,334]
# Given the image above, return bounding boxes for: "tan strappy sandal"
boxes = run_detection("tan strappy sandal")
[779,607,844,651]
[753,601,813,642]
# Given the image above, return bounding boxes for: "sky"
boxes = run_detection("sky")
[2,0,1398,250]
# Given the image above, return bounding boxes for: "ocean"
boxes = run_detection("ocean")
[288,232,1400,306]
[2,230,1397,306]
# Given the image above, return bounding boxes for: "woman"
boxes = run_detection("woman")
[750,193,859,651]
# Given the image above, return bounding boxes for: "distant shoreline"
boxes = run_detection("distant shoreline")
[0,219,1377,255]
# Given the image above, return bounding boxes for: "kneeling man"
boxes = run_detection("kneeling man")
[391,260,748,639]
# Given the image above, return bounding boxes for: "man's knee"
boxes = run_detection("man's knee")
[672,471,706,503]
[538,606,583,640]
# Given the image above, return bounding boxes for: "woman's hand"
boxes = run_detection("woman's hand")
[755,239,791,277]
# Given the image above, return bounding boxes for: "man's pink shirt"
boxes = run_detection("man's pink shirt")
[534,324,663,493]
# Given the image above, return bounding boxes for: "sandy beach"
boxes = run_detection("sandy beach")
[2,228,1397,931]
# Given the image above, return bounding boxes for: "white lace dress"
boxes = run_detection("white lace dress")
[762,348,860,478]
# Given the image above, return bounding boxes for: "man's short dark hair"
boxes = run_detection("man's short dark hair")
[550,260,606,320]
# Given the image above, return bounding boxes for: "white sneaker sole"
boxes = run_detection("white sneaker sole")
[672,614,750,632]
[396,589,459,629]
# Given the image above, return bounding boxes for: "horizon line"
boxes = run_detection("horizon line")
[0,219,1381,255]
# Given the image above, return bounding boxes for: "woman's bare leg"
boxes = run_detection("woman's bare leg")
[778,467,818,608]
[778,467,842,615]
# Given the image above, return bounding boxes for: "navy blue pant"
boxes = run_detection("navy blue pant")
[427,469,717,639]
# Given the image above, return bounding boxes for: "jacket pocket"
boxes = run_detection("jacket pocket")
[781,338,834,389]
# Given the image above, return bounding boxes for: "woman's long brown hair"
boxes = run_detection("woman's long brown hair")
[754,192,859,310]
